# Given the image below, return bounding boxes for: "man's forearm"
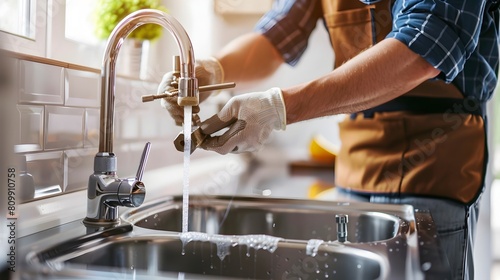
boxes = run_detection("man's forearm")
[282,38,440,124]
[215,33,284,85]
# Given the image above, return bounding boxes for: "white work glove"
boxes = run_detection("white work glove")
[157,57,224,125]
[199,87,286,154]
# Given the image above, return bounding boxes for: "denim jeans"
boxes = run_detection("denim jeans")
[334,188,479,280]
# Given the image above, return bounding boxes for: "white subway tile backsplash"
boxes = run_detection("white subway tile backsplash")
[114,78,144,123]
[64,69,100,107]
[13,57,192,202]
[115,78,156,117]
[45,106,84,150]
[16,105,44,153]
[64,148,97,192]
[85,108,100,148]
[119,111,140,140]
[19,61,64,104]
[25,151,64,200]
[139,110,159,138]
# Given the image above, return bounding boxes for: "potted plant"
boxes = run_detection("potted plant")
[93,0,168,78]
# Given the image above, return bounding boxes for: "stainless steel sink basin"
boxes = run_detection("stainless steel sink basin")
[20,195,452,280]
[124,196,404,243]
[31,234,385,279]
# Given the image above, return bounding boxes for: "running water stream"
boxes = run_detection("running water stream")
[178,106,192,280]
[182,106,192,233]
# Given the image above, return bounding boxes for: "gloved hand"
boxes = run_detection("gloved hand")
[157,57,224,125]
[199,87,286,154]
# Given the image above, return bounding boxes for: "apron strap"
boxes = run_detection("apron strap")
[351,96,486,119]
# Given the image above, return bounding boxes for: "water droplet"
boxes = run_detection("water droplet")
[324,264,329,268]
[130,265,134,270]
[144,219,148,222]
[357,264,362,269]
[333,258,337,262]
[422,262,432,271]
[153,214,158,219]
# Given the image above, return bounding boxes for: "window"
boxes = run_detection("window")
[0,0,35,38]
[46,0,104,68]
[0,0,47,57]
[0,0,103,67]
[64,0,100,45]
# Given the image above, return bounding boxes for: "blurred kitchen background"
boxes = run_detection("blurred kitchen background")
[0,1,498,279]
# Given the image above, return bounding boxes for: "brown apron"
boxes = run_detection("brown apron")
[321,0,486,204]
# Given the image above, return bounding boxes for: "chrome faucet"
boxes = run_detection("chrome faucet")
[83,9,199,227]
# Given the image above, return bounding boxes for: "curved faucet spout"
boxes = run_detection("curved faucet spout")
[99,9,198,153]
[86,10,197,227]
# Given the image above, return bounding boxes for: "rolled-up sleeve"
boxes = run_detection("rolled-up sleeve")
[254,0,323,66]
[388,0,486,82]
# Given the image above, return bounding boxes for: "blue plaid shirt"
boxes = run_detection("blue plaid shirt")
[256,0,500,101]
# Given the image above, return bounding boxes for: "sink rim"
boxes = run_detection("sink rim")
[122,195,412,243]
[123,195,417,222]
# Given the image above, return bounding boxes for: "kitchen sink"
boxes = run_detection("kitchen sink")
[20,195,451,280]
[30,234,386,279]
[124,195,405,243]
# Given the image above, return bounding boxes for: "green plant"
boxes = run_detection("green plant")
[93,0,168,41]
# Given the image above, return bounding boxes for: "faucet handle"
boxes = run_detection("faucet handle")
[117,142,150,208]
[141,82,236,103]
[136,142,151,181]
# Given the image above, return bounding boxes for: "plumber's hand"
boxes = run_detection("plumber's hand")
[157,57,224,126]
[199,87,286,154]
